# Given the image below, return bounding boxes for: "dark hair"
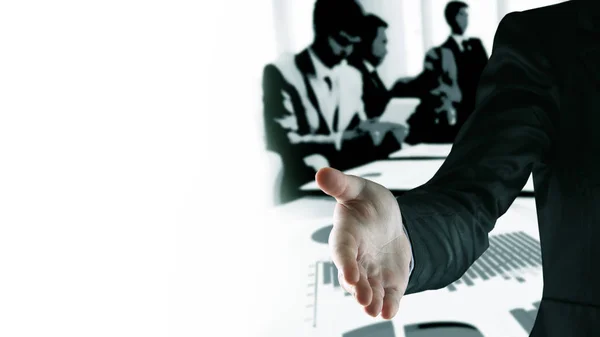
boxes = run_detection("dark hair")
[354,14,387,56]
[313,0,364,38]
[444,1,468,24]
[361,14,388,45]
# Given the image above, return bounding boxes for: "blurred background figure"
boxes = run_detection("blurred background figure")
[402,37,463,144]
[346,14,411,154]
[262,0,402,204]
[442,1,488,133]
[347,14,425,123]
[404,1,488,144]
[348,14,393,119]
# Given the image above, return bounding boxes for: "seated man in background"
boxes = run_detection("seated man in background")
[348,13,459,145]
[262,0,403,203]
[346,14,409,154]
[347,14,393,119]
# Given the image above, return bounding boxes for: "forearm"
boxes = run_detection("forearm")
[396,12,557,294]
[398,188,492,294]
[398,89,552,293]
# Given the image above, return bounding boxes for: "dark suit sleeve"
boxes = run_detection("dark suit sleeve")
[346,59,391,119]
[397,12,558,294]
[363,79,392,119]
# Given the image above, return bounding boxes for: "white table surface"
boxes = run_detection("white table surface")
[389,143,453,159]
[301,159,535,193]
[262,196,542,337]
[378,98,420,126]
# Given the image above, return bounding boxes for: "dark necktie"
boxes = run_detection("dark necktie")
[324,76,332,91]
[331,106,339,132]
[370,70,385,90]
[323,76,338,132]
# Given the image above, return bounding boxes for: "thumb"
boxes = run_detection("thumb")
[315,167,367,203]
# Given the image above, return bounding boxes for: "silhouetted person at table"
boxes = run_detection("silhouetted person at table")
[314,1,600,335]
[347,14,392,119]
[262,0,401,203]
[441,1,488,134]
[404,1,488,144]
[402,45,462,144]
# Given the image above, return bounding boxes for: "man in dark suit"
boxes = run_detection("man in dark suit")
[348,14,461,144]
[402,45,462,144]
[315,1,600,335]
[262,0,401,203]
[347,14,392,119]
[404,1,488,144]
[440,1,488,133]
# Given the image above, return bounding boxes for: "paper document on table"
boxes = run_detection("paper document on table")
[378,98,420,125]
[389,143,453,158]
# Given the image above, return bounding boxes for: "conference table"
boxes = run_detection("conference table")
[300,143,535,196]
[264,144,543,336]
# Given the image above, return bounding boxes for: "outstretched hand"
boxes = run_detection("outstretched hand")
[315,167,412,319]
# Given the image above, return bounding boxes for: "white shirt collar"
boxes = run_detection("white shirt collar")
[363,60,376,73]
[451,34,466,45]
[308,48,338,80]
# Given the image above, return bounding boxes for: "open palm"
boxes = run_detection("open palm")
[316,167,413,319]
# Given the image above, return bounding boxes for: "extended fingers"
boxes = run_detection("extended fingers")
[364,276,385,317]
[354,264,373,306]
[329,229,359,284]
[381,287,403,319]
[338,264,373,307]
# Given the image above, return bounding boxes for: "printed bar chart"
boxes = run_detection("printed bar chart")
[447,232,542,292]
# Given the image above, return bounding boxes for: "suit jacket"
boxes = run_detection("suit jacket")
[262,49,368,201]
[398,2,600,335]
[402,47,463,144]
[347,58,392,119]
[440,36,488,126]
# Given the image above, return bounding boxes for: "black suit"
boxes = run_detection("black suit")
[440,36,488,128]
[398,2,600,334]
[402,47,463,144]
[347,58,392,119]
[263,50,392,203]
[262,51,335,203]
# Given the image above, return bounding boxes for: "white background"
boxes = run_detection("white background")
[1,1,274,336]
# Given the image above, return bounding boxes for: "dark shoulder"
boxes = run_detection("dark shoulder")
[346,57,367,74]
[518,0,573,21]
[500,2,574,42]
[263,63,282,80]
[492,2,575,57]
[262,63,290,93]
[465,37,483,47]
